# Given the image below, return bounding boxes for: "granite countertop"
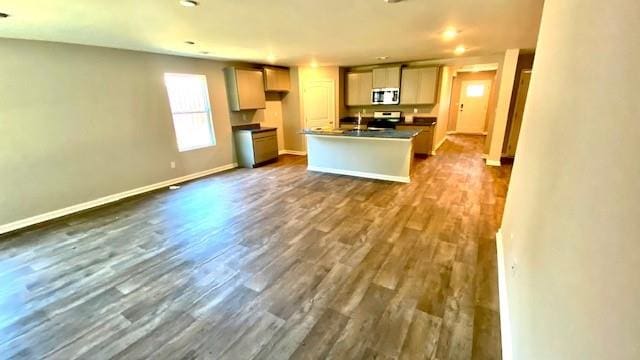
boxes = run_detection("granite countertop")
[302,128,420,139]
[232,123,277,133]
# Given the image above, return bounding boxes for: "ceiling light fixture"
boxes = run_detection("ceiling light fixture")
[442,28,459,41]
[179,0,199,7]
[310,60,319,68]
[0,12,9,18]
[376,56,389,60]
[384,0,403,3]
[185,41,195,45]
[200,51,209,55]
[454,45,466,55]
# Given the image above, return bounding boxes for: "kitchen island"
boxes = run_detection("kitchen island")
[302,128,420,183]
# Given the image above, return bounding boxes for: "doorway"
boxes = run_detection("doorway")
[457,79,492,133]
[447,70,497,136]
[303,79,336,129]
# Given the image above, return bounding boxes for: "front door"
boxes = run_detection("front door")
[456,79,492,134]
[303,80,335,129]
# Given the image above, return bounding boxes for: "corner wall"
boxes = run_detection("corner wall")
[499,1,640,358]
[281,65,342,152]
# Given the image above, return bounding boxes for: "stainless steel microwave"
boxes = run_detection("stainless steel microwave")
[371,88,400,105]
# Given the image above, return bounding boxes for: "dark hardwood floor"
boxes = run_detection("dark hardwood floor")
[0,135,511,360]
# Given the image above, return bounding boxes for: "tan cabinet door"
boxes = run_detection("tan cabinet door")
[264,68,290,91]
[253,135,278,163]
[386,67,401,88]
[417,67,438,104]
[400,67,439,105]
[359,72,373,105]
[400,68,420,104]
[346,72,372,106]
[346,73,360,106]
[236,69,266,109]
[396,125,433,155]
[372,68,387,88]
[373,67,401,88]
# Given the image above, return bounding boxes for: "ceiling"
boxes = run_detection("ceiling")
[0,0,544,66]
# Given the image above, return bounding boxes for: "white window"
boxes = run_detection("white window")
[466,84,485,97]
[164,73,216,152]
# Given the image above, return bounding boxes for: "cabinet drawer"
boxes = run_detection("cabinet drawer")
[252,130,277,139]
[253,136,278,164]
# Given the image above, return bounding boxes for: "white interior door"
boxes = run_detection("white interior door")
[303,80,335,129]
[456,79,492,133]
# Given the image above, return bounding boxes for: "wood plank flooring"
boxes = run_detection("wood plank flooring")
[0,135,511,359]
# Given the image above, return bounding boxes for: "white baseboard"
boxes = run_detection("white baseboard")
[0,163,238,235]
[307,165,410,183]
[279,150,307,156]
[431,136,448,155]
[486,159,502,167]
[496,229,513,360]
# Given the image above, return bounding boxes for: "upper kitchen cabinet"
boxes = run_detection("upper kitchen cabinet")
[263,67,290,92]
[372,66,401,89]
[346,71,373,106]
[400,66,440,105]
[224,67,266,111]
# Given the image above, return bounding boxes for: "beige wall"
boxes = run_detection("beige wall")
[487,48,519,164]
[432,66,452,153]
[281,67,302,151]
[281,65,342,152]
[500,1,640,359]
[0,38,283,225]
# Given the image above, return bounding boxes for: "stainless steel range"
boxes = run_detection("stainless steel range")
[368,111,402,130]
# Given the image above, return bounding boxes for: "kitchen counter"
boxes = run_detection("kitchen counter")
[302,128,420,139]
[303,128,416,183]
[232,123,277,133]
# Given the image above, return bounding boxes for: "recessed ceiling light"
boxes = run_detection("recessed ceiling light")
[310,60,319,68]
[185,41,195,45]
[454,45,466,55]
[376,56,389,60]
[0,12,9,18]
[179,0,199,7]
[200,51,209,55]
[384,0,403,3]
[442,28,459,41]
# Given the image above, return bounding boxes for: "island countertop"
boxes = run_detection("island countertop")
[302,128,420,139]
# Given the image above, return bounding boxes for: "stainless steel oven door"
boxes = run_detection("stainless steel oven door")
[371,88,400,105]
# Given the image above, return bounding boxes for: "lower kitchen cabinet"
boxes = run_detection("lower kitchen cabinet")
[396,125,434,156]
[234,129,279,168]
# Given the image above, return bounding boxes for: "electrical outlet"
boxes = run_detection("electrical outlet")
[170,161,176,169]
